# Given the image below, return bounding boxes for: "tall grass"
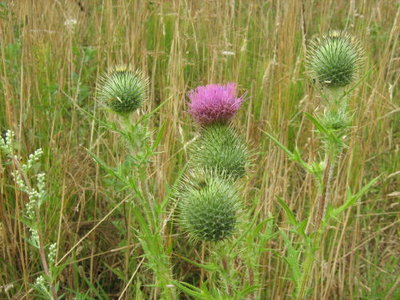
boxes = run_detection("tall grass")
[0,0,399,299]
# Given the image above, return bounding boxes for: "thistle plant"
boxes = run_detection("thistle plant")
[171,82,252,296]
[177,169,241,242]
[88,66,176,299]
[177,83,248,243]
[97,66,149,115]
[307,31,365,227]
[264,32,378,298]
[187,83,249,180]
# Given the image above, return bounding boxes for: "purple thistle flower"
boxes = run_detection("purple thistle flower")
[187,83,244,126]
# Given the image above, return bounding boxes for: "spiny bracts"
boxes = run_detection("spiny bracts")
[176,170,241,242]
[191,125,249,180]
[307,31,364,89]
[98,66,149,114]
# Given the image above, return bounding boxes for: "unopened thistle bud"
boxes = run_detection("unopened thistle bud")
[192,125,249,180]
[177,170,241,242]
[307,31,364,89]
[98,66,149,114]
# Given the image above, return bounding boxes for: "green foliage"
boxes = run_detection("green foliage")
[77,99,177,298]
[272,115,380,299]
[97,67,149,114]
[177,170,241,242]
[262,130,324,181]
[191,125,249,180]
[173,280,259,300]
[325,175,381,221]
[307,31,364,88]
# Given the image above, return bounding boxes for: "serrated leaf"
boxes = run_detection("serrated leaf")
[305,112,341,145]
[276,197,298,227]
[172,281,208,299]
[280,229,301,287]
[178,255,219,272]
[331,175,380,218]
[261,130,293,158]
[235,285,261,299]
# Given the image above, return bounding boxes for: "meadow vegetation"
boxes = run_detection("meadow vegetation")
[0,0,399,299]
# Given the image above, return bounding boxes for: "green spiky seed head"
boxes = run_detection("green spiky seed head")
[98,66,149,114]
[191,125,249,180]
[307,31,364,88]
[177,170,241,242]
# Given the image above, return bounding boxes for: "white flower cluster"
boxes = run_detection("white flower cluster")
[64,18,78,29]
[0,130,15,156]
[2,130,58,296]
[47,243,57,265]
[11,171,28,193]
[23,148,44,172]
[29,227,40,248]
[35,275,45,286]
[0,130,46,245]
[15,161,46,221]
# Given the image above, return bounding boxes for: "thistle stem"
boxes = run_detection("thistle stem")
[297,245,316,299]
[315,151,338,229]
[301,99,345,297]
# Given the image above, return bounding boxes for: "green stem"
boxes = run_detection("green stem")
[297,244,316,299]
[298,92,346,297]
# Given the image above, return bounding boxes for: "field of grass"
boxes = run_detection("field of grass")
[0,0,399,299]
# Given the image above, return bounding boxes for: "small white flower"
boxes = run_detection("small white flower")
[47,243,57,264]
[221,50,235,56]
[0,130,15,155]
[64,18,78,29]
[35,275,45,286]
[0,283,14,293]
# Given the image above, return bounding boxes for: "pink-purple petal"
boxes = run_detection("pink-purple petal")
[187,83,244,125]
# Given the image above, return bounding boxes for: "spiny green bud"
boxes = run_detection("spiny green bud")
[98,66,149,114]
[307,31,364,89]
[322,109,351,131]
[191,125,249,180]
[177,169,241,242]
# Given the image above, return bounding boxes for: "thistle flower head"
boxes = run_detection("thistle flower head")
[187,83,244,126]
[191,125,249,180]
[97,66,149,114]
[177,169,241,242]
[307,31,364,89]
